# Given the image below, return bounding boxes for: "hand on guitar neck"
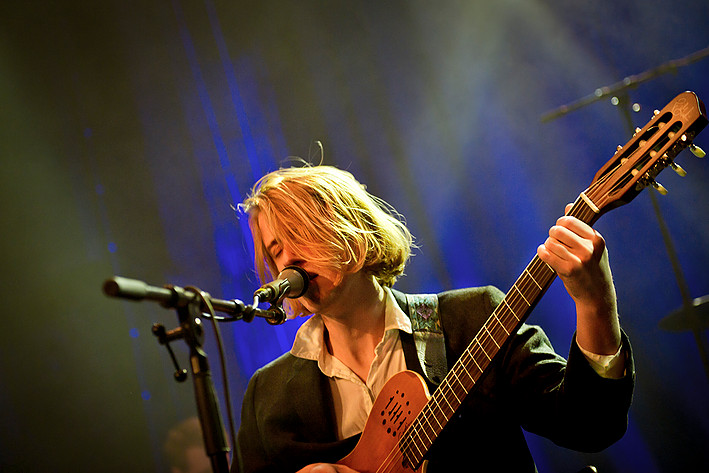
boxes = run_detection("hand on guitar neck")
[537,204,622,356]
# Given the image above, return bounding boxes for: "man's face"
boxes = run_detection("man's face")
[256,212,342,314]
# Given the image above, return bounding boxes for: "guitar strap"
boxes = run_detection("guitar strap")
[405,293,448,387]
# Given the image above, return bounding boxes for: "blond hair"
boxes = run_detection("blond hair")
[241,164,413,317]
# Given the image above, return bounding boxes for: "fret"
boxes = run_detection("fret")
[427,400,446,429]
[407,421,428,456]
[451,363,473,390]
[502,299,520,322]
[455,353,477,386]
[468,351,483,375]
[460,353,481,382]
[431,396,450,422]
[402,449,415,469]
[474,338,492,361]
[524,267,543,290]
[419,421,433,444]
[454,369,472,395]
[490,310,511,336]
[408,436,423,459]
[482,324,501,349]
[496,318,510,335]
[447,365,465,388]
[442,381,461,405]
[420,405,444,442]
[428,416,443,434]
[512,283,531,306]
[425,404,449,438]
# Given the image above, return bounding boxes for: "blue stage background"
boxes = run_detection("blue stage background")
[1,1,708,471]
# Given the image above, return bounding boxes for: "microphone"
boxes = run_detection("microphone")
[254,266,309,303]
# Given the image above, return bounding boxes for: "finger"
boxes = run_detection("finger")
[548,224,593,255]
[555,216,596,240]
[311,464,360,473]
[300,464,336,473]
[538,239,579,276]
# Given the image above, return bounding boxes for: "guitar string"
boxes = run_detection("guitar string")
[377,249,591,470]
[381,258,552,470]
[375,185,604,471]
[384,206,599,470]
[372,113,694,470]
[396,166,683,468]
[381,104,699,470]
[381,253,560,469]
[398,112,697,465]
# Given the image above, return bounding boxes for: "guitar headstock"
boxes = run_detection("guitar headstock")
[581,91,707,218]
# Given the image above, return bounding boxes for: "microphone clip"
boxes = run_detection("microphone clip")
[264,305,287,325]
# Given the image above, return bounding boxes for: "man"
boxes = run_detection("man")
[164,417,211,473]
[234,164,634,472]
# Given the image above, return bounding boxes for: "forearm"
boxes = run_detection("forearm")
[574,296,622,356]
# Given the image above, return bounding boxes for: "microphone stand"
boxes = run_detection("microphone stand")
[170,295,230,473]
[540,46,709,382]
[103,276,289,473]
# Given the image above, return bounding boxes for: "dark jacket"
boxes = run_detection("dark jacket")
[234,286,635,472]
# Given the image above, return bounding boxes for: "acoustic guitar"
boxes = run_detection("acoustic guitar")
[338,91,707,473]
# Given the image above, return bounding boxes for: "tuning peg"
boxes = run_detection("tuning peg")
[669,162,687,177]
[689,144,706,158]
[651,179,668,195]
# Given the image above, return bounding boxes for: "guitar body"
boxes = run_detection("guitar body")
[338,371,431,473]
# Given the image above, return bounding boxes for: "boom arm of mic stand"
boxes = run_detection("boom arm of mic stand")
[102,276,286,323]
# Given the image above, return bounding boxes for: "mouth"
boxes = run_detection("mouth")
[301,273,318,300]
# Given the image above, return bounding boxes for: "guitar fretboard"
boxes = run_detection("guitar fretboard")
[399,198,600,468]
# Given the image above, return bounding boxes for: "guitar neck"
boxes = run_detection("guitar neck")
[400,196,601,466]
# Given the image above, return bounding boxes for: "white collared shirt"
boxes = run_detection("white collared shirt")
[290,287,410,439]
[290,287,625,439]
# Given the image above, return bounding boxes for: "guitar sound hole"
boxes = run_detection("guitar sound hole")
[381,389,413,438]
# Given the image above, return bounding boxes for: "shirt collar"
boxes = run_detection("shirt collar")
[290,286,412,362]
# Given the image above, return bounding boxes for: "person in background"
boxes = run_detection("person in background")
[164,417,211,473]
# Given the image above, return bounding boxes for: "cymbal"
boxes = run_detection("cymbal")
[659,295,709,332]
